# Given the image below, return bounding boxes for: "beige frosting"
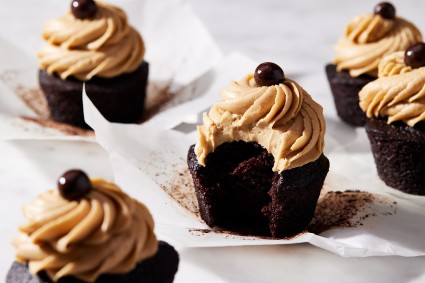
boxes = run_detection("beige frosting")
[13,179,158,282]
[195,74,326,172]
[333,14,422,77]
[359,51,425,126]
[378,51,413,77]
[38,2,145,81]
[345,14,395,44]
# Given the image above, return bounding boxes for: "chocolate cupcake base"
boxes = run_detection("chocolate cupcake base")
[6,241,179,283]
[187,141,330,238]
[39,62,149,129]
[325,64,374,127]
[365,118,425,196]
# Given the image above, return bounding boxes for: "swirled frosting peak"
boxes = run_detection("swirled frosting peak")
[195,74,326,172]
[38,1,145,81]
[333,13,421,77]
[359,51,425,126]
[345,14,395,44]
[13,178,158,282]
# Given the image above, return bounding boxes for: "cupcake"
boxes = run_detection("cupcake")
[325,2,422,126]
[38,0,148,128]
[359,43,425,196]
[7,169,179,282]
[187,62,330,238]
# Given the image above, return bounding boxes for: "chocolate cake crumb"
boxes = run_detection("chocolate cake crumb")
[0,70,49,118]
[186,187,397,239]
[16,85,49,118]
[20,116,94,137]
[1,69,192,132]
[187,228,304,240]
[159,165,200,218]
[143,82,173,122]
[143,79,201,122]
[151,147,398,240]
[308,188,397,234]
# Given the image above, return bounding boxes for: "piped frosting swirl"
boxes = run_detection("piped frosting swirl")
[378,51,413,77]
[13,179,157,282]
[359,51,425,126]
[333,14,421,77]
[195,74,326,172]
[38,2,145,81]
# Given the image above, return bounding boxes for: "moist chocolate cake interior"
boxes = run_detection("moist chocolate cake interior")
[188,141,329,238]
[197,141,274,236]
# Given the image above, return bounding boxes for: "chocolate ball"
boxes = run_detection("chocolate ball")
[254,62,285,87]
[71,0,98,20]
[404,42,425,69]
[58,169,92,201]
[373,2,396,19]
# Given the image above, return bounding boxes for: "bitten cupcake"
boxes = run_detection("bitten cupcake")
[187,62,330,238]
[359,43,425,196]
[38,0,148,128]
[325,2,422,126]
[7,169,179,283]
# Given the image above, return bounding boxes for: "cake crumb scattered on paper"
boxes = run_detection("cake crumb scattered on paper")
[308,188,397,234]
[158,164,200,218]
[19,117,94,137]
[0,70,49,118]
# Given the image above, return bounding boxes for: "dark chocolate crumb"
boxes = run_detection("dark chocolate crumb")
[308,189,397,234]
[158,165,200,218]
[20,116,94,136]
[0,70,50,118]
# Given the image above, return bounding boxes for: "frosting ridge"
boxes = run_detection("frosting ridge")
[13,179,157,282]
[359,52,425,126]
[378,51,413,77]
[333,14,421,77]
[38,2,145,81]
[195,74,326,172]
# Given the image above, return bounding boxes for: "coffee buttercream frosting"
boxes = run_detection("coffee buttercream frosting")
[13,179,157,282]
[195,74,326,172]
[359,51,425,126]
[38,2,145,81]
[333,14,421,77]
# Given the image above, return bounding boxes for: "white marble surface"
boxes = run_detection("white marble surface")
[1,0,425,282]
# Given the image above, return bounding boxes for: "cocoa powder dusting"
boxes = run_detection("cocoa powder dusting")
[183,189,397,239]
[20,117,94,137]
[159,164,200,219]
[0,70,49,118]
[142,82,174,122]
[308,189,397,234]
[149,149,398,240]
[1,70,190,133]
[1,70,92,136]
[142,81,195,122]
[16,86,49,118]
[188,228,304,240]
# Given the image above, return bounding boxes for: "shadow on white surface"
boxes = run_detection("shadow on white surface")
[179,244,425,283]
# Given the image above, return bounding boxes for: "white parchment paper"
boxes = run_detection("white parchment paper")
[0,0,222,140]
[82,53,425,257]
